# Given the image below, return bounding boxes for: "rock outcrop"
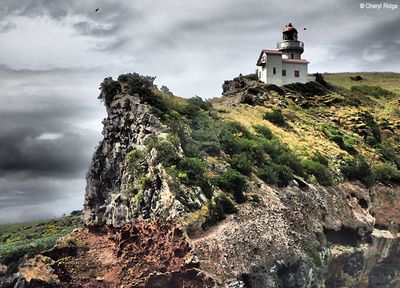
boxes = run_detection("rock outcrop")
[84,93,181,226]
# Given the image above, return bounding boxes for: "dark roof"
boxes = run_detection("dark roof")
[261,49,282,55]
[282,58,309,64]
[256,50,283,66]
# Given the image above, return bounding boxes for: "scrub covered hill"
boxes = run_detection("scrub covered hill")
[0,215,83,276]
[1,72,400,288]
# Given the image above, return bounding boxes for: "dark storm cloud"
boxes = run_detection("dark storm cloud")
[0,64,104,222]
[0,128,95,178]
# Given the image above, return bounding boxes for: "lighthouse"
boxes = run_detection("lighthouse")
[256,23,309,86]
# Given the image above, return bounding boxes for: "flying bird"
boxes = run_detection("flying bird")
[95,8,99,12]
[303,28,307,30]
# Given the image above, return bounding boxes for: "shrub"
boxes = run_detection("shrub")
[126,149,146,173]
[361,112,381,146]
[263,109,286,126]
[257,163,294,187]
[184,96,212,114]
[117,73,156,95]
[302,159,333,186]
[274,150,305,177]
[147,138,180,166]
[215,194,238,214]
[341,156,373,186]
[329,135,357,155]
[212,169,247,203]
[311,151,329,166]
[257,165,278,185]
[241,94,255,105]
[379,143,400,169]
[98,77,121,107]
[199,141,221,156]
[372,163,400,184]
[203,202,225,227]
[273,164,294,187]
[253,125,273,139]
[135,175,152,191]
[229,153,253,175]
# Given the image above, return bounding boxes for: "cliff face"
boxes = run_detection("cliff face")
[84,93,180,226]
[9,73,400,288]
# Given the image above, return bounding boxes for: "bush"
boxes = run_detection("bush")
[118,73,155,95]
[212,169,247,203]
[215,194,238,214]
[372,163,400,184]
[329,135,357,155]
[253,125,273,139]
[229,153,253,175]
[302,159,333,186]
[361,112,381,146]
[202,195,238,228]
[199,141,221,156]
[341,156,373,186]
[257,163,294,187]
[147,138,180,166]
[263,109,286,126]
[379,143,400,170]
[241,94,256,105]
[98,77,121,107]
[311,151,329,166]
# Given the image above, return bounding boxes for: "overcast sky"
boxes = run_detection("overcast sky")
[0,0,399,223]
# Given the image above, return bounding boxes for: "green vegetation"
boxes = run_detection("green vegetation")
[0,215,83,271]
[111,72,399,229]
[98,77,121,107]
[341,156,374,186]
[359,112,382,146]
[351,85,396,99]
[212,169,247,203]
[302,159,333,186]
[118,73,156,95]
[323,124,357,155]
[379,142,400,170]
[371,163,400,184]
[263,109,286,126]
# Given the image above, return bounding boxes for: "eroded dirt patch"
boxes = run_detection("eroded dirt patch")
[18,221,215,288]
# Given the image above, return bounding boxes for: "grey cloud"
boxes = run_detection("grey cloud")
[73,21,118,36]
[0,128,95,178]
[0,21,16,33]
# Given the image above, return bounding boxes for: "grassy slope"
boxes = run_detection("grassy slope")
[0,215,83,268]
[218,72,400,168]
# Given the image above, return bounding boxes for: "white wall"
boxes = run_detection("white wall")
[257,55,309,86]
[281,62,308,85]
[265,54,282,86]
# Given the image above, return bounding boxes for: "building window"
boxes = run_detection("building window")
[294,70,300,77]
[282,70,286,77]
[273,67,276,74]
[291,53,294,59]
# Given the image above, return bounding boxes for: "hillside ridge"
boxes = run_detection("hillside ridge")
[1,72,400,288]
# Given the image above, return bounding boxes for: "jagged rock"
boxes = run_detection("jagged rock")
[84,94,178,227]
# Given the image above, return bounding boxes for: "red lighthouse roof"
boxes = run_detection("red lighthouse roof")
[283,23,297,33]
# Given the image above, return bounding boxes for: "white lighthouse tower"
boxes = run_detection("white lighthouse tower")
[256,23,309,86]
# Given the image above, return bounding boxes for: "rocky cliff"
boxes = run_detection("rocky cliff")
[5,72,400,288]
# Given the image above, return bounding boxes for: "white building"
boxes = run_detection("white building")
[256,23,309,86]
